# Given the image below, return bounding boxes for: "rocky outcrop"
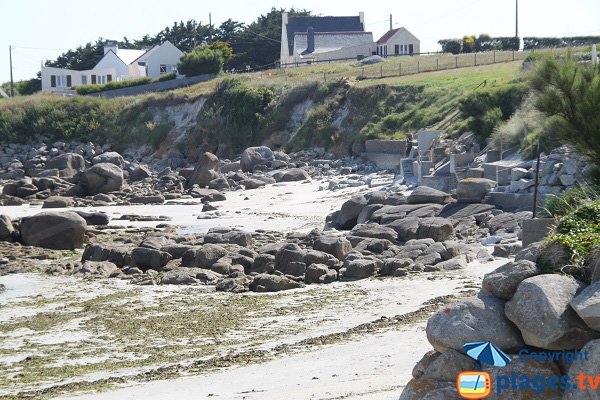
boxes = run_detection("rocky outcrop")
[240,146,274,172]
[20,211,87,250]
[80,163,124,195]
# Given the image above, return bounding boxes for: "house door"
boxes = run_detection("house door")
[409,44,414,55]
[91,75,96,84]
[395,44,400,55]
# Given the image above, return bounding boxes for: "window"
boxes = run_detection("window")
[395,44,400,55]
[81,75,87,85]
[66,75,72,87]
[91,75,96,84]
[159,64,167,74]
[56,76,67,87]
[50,75,56,88]
[107,74,112,82]
[409,44,414,55]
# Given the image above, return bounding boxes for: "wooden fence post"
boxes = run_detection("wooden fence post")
[399,63,402,76]
[380,64,383,78]
[417,60,420,73]
[512,50,515,61]
[455,56,458,68]
[493,51,496,63]
[474,53,477,66]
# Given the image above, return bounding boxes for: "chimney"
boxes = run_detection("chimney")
[306,27,315,54]
[359,11,365,28]
[104,40,118,55]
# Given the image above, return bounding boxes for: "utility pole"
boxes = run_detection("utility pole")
[209,13,212,43]
[9,45,14,97]
[515,0,519,38]
[389,14,393,31]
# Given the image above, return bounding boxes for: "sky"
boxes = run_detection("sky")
[2,0,600,82]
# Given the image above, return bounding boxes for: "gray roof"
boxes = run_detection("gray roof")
[286,16,364,54]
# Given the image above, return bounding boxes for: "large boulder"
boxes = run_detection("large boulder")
[426,294,524,353]
[407,186,452,205]
[274,168,310,182]
[92,151,124,167]
[335,195,368,229]
[181,244,228,269]
[129,165,152,181]
[482,260,540,300]
[188,152,220,188]
[20,211,87,250]
[564,339,600,400]
[570,281,600,331]
[417,349,477,381]
[483,358,563,400]
[274,243,306,273]
[240,146,274,172]
[73,261,119,278]
[46,153,85,180]
[42,196,74,209]
[250,274,303,292]
[415,217,454,242]
[456,178,496,203]
[313,236,352,260]
[73,211,110,225]
[80,163,124,195]
[399,379,457,400]
[0,215,15,241]
[505,274,600,350]
[350,223,398,242]
[339,254,380,280]
[130,247,172,271]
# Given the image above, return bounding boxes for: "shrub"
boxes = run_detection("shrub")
[76,77,152,95]
[178,46,224,77]
[540,185,600,218]
[459,84,527,140]
[156,72,176,82]
[531,55,600,165]
[548,200,600,268]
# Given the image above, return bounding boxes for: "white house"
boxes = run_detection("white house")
[280,12,375,65]
[376,27,420,57]
[41,40,183,91]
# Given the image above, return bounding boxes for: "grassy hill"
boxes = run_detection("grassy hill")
[0,57,530,156]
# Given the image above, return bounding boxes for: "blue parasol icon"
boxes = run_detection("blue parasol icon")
[464,341,511,367]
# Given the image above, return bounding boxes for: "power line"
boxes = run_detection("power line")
[411,0,486,27]
[10,45,71,51]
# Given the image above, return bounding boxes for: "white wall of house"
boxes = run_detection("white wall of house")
[307,43,377,62]
[141,42,183,78]
[378,28,420,56]
[41,66,116,91]
[94,51,129,78]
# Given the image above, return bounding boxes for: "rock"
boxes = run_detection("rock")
[161,244,194,259]
[0,215,15,241]
[514,241,543,262]
[407,186,452,205]
[81,243,132,267]
[570,281,600,331]
[188,152,220,187]
[483,358,563,400]
[415,217,454,242]
[511,167,529,181]
[505,274,600,350]
[313,236,352,260]
[80,163,124,195]
[350,223,397,242]
[399,379,457,400]
[335,195,368,229]
[208,177,230,190]
[482,260,540,300]
[380,258,413,276]
[426,295,524,353]
[564,339,600,400]
[181,244,228,268]
[46,153,85,179]
[73,211,110,225]
[130,247,172,271]
[216,277,250,293]
[20,211,87,250]
[274,243,305,272]
[129,194,165,204]
[483,211,532,234]
[251,274,303,292]
[92,151,124,167]
[240,146,274,172]
[161,268,200,284]
[74,261,119,278]
[433,255,468,271]
[42,196,74,209]
[340,257,379,280]
[250,254,275,274]
[388,217,420,242]
[419,349,477,381]
[275,168,310,182]
[456,178,496,203]
[129,165,152,181]
[305,263,337,284]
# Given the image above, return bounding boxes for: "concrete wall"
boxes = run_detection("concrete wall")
[487,192,548,211]
[308,42,377,62]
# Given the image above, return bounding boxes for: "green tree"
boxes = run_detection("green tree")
[209,41,234,61]
[531,56,600,164]
[178,45,224,76]
[1,72,41,97]
[438,39,462,54]
[462,35,476,53]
